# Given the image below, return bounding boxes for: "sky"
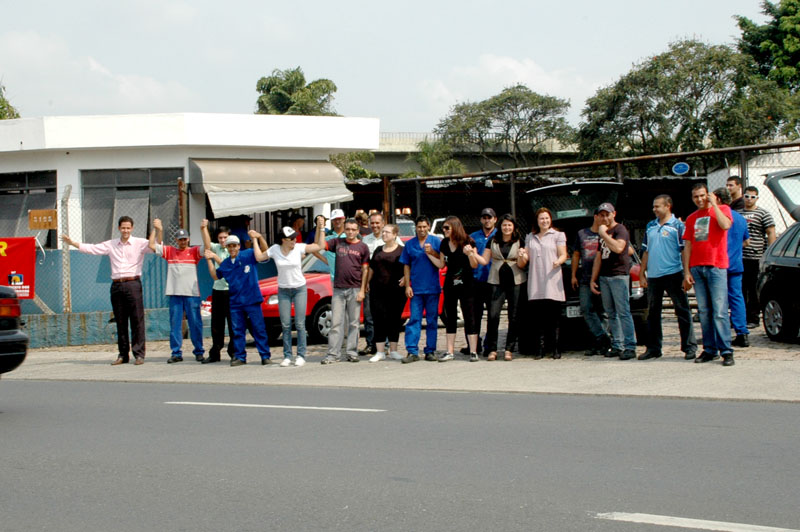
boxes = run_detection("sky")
[1,0,767,132]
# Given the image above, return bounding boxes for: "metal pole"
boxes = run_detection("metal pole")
[389,181,396,223]
[615,162,624,183]
[510,174,517,218]
[60,185,72,314]
[415,180,421,217]
[739,149,748,189]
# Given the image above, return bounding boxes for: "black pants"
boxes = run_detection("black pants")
[742,259,760,324]
[110,278,146,360]
[526,298,561,354]
[464,280,492,350]
[443,283,478,335]
[485,281,525,353]
[646,272,697,354]
[370,286,407,344]
[209,289,235,359]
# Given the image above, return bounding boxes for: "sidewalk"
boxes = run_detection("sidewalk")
[7,320,800,402]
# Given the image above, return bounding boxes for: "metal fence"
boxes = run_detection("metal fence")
[389,141,800,237]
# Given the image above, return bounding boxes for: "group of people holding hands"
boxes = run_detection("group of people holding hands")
[62,176,772,368]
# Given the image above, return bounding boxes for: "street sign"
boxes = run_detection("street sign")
[672,162,690,176]
[28,209,57,230]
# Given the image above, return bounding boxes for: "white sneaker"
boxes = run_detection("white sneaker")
[294,357,306,367]
[280,358,292,367]
[369,352,386,362]
[389,351,403,360]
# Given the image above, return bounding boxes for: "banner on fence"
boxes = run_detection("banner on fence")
[0,237,36,299]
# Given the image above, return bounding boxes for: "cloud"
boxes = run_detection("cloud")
[417,54,600,126]
[0,30,203,116]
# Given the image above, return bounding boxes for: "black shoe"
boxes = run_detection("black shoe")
[638,349,662,360]
[532,352,544,360]
[469,352,480,362]
[605,348,622,358]
[732,334,750,348]
[585,345,601,356]
[402,354,420,364]
[684,350,697,360]
[459,347,470,356]
[694,351,719,363]
[167,356,183,364]
[358,345,378,356]
[722,353,735,366]
[261,358,271,365]
[619,349,636,360]
[201,357,220,364]
[551,351,561,360]
[231,359,246,366]
[195,355,205,362]
[424,353,437,361]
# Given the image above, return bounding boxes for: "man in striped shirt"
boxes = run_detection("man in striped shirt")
[151,219,205,363]
[739,186,776,327]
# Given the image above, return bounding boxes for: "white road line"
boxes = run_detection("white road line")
[165,401,386,413]
[594,512,799,532]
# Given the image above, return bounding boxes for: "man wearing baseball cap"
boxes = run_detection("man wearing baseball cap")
[150,220,205,363]
[463,207,497,356]
[590,202,637,360]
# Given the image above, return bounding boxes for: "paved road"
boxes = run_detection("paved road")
[2,381,798,531]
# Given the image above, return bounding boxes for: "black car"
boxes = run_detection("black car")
[526,181,649,347]
[757,169,800,342]
[0,285,28,376]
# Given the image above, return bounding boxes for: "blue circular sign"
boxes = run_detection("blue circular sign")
[672,162,690,176]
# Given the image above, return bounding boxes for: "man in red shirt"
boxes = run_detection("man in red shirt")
[683,183,735,366]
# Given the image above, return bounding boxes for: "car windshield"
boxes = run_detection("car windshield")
[301,253,330,274]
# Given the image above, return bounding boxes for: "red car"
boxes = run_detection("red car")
[206,251,447,344]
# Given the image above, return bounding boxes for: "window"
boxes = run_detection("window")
[780,224,800,258]
[81,168,182,242]
[0,171,57,247]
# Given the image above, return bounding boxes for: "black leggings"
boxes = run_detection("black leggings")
[443,284,478,335]
[526,298,561,353]
[370,286,407,343]
[485,281,525,353]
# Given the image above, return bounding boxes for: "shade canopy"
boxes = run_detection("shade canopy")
[189,158,352,217]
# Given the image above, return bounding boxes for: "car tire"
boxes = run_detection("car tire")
[307,300,332,344]
[762,295,800,342]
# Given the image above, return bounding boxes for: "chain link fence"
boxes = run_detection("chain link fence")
[389,142,800,239]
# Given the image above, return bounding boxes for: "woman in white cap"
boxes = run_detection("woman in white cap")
[267,216,326,366]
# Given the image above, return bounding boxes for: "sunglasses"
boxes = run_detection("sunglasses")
[442,225,451,230]
[744,194,758,199]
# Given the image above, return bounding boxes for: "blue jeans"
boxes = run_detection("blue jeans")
[405,293,439,355]
[727,272,748,336]
[230,303,271,362]
[579,284,607,339]
[362,293,375,348]
[328,287,361,358]
[168,295,204,358]
[598,276,636,351]
[691,266,732,355]
[278,286,307,359]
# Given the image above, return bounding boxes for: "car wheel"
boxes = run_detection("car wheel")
[307,301,332,344]
[762,296,800,342]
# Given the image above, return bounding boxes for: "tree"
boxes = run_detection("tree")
[737,0,800,91]
[402,138,466,178]
[0,83,20,119]
[435,85,575,169]
[255,67,337,116]
[329,151,380,181]
[577,40,789,159]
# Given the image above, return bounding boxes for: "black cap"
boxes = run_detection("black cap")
[480,208,497,218]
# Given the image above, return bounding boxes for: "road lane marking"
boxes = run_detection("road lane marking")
[165,401,385,412]
[594,512,799,532]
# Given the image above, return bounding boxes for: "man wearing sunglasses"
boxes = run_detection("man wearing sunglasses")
[461,207,497,357]
[740,186,776,328]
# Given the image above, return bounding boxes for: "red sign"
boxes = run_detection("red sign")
[0,237,36,299]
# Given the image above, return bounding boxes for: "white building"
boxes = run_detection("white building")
[0,113,379,246]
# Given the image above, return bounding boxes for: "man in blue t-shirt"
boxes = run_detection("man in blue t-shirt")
[639,194,697,360]
[464,207,496,356]
[400,215,442,362]
[206,231,271,366]
[714,188,751,348]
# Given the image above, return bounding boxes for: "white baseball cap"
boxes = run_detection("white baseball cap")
[330,209,345,220]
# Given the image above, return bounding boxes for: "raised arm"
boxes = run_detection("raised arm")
[149,218,162,252]
[61,234,81,249]
[200,219,212,251]
[305,215,327,254]
[249,230,269,262]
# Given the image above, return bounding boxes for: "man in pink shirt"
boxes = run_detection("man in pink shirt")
[62,216,153,365]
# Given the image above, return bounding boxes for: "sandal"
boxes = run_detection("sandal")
[487,351,497,361]
[504,351,513,361]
